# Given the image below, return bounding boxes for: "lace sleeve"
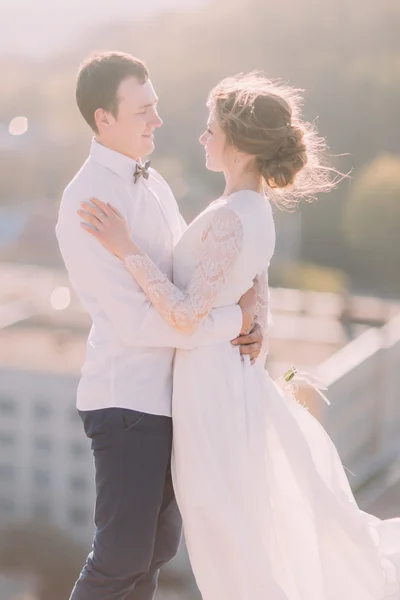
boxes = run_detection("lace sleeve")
[124,207,244,334]
[254,267,270,363]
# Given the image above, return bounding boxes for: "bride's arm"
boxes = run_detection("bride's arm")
[125,208,244,334]
[79,199,250,335]
[253,268,270,365]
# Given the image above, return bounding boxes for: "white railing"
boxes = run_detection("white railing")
[312,314,400,491]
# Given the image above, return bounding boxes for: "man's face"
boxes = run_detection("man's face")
[96,77,162,161]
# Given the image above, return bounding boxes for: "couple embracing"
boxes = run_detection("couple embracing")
[57,52,400,600]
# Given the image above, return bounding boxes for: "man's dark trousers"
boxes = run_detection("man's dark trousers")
[69,407,182,600]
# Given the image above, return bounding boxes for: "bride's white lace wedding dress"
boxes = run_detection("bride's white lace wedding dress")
[124,190,400,600]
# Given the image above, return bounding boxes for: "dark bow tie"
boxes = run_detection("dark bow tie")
[133,160,151,184]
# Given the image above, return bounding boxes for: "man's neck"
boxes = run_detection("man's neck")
[94,136,140,162]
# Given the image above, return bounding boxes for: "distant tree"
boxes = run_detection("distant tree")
[0,520,86,600]
[343,155,400,296]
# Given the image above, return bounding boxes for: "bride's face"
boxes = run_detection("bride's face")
[199,110,235,173]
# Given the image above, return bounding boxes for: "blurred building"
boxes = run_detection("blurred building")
[0,339,93,546]
[0,263,93,547]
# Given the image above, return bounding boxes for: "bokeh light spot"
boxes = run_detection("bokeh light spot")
[50,286,71,311]
[9,116,28,136]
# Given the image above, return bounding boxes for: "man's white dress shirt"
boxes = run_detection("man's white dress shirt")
[56,139,242,416]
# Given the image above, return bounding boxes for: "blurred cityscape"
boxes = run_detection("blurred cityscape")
[1,0,400,598]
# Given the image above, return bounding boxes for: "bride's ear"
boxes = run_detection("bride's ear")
[234,149,250,167]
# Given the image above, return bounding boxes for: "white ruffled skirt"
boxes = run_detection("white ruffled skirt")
[172,342,400,600]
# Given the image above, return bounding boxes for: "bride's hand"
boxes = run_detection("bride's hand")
[78,198,135,260]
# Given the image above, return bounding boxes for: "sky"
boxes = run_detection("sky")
[0,0,206,58]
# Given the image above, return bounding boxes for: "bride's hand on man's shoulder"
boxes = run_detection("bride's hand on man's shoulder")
[77,197,134,260]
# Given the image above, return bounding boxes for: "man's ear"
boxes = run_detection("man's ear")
[94,108,111,130]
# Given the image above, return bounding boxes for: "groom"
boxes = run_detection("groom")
[56,51,263,600]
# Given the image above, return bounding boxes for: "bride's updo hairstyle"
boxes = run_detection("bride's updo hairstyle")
[208,72,337,206]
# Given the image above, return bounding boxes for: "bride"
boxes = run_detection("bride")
[78,72,400,599]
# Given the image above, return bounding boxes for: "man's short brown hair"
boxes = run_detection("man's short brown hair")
[76,51,148,133]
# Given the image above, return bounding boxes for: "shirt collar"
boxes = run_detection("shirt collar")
[90,138,142,184]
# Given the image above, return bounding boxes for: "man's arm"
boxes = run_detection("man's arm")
[56,193,242,350]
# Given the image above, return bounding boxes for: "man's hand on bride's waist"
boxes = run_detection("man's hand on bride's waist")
[231,322,263,366]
